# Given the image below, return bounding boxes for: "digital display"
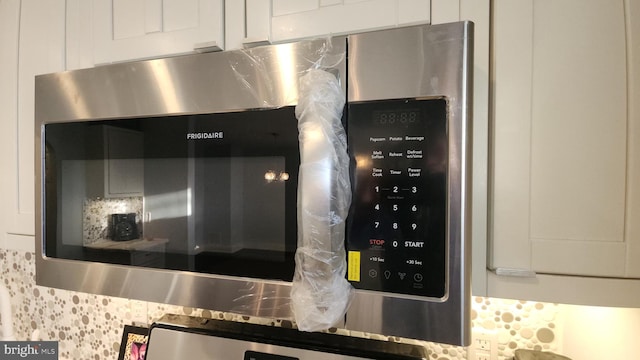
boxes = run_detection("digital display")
[373,109,420,126]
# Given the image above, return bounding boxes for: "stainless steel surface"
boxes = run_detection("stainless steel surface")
[35,22,472,345]
[146,328,366,360]
[36,37,346,321]
[146,314,428,360]
[35,38,347,122]
[494,267,538,278]
[345,22,473,345]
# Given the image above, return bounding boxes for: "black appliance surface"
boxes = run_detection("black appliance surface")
[346,98,448,298]
[110,213,139,241]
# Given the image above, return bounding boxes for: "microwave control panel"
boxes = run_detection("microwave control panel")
[346,98,447,298]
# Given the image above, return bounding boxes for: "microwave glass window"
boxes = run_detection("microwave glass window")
[43,107,299,281]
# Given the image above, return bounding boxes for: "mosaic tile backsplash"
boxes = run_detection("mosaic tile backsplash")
[1,248,562,360]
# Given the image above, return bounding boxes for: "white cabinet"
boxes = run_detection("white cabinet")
[246,0,431,44]
[0,0,66,239]
[489,0,640,305]
[94,0,224,63]
[87,126,144,198]
[67,0,224,67]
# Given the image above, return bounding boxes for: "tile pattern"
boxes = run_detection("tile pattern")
[1,248,560,360]
[471,297,560,359]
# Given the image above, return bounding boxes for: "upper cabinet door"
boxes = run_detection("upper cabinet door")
[246,0,431,44]
[92,0,223,64]
[1,0,66,238]
[491,0,640,278]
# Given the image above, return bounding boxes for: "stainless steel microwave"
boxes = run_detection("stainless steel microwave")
[35,22,473,346]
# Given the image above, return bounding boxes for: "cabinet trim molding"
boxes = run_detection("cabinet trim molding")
[488,271,640,308]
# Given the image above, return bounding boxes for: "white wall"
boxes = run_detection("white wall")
[560,305,640,360]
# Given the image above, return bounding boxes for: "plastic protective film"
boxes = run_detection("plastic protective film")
[291,68,353,332]
[227,39,353,329]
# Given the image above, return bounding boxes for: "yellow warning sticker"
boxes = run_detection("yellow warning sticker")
[348,251,361,282]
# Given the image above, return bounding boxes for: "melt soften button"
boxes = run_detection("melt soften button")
[371,150,384,159]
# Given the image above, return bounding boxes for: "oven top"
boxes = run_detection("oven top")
[145,314,428,360]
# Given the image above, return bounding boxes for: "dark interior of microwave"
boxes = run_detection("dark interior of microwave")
[44,106,300,281]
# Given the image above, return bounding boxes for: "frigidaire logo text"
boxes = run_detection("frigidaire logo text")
[186,132,223,140]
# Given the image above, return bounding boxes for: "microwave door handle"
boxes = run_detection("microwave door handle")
[299,124,334,256]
